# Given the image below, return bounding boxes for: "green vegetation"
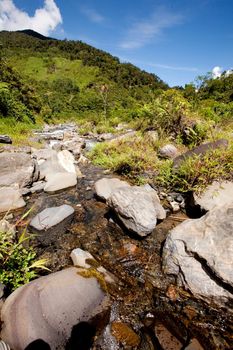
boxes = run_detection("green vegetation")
[0,29,232,193]
[0,212,48,291]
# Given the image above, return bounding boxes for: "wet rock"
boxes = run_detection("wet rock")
[0,187,26,213]
[30,204,74,231]
[111,322,141,347]
[0,152,38,188]
[107,185,166,236]
[44,172,77,193]
[154,323,183,350]
[0,135,12,144]
[95,177,130,201]
[97,133,114,141]
[194,181,233,211]
[163,203,233,305]
[70,248,115,283]
[184,338,204,350]
[173,139,228,168]
[0,267,109,350]
[158,144,179,159]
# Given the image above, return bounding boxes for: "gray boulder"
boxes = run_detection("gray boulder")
[0,152,38,188]
[0,267,109,350]
[107,185,166,236]
[0,187,26,213]
[30,204,74,231]
[94,177,130,201]
[158,144,179,159]
[163,203,233,305]
[194,181,233,211]
[0,135,12,144]
[44,172,77,193]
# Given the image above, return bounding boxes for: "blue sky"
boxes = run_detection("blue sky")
[0,0,233,86]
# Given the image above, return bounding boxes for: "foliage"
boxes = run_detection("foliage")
[156,142,233,193]
[0,211,49,291]
[89,134,159,182]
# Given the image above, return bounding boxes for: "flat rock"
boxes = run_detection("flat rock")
[107,185,166,236]
[194,181,233,211]
[44,172,77,193]
[94,177,130,201]
[0,152,38,188]
[163,203,233,305]
[0,187,26,213]
[31,148,57,161]
[0,267,109,350]
[30,204,74,231]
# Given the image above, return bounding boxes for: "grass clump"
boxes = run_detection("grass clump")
[0,211,49,291]
[89,134,159,183]
[156,142,233,194]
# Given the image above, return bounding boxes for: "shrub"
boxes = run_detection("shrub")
[0,212,48,291]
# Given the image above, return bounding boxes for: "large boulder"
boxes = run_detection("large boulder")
[163,203,233,305]
[173,139,228,168]
[0,267,110,350]
[194,181,233,211]
[107,185,166,237]
[44,172,77,193]
[0,187,26,213]
[94,177,130,201]
[0,152,38,188]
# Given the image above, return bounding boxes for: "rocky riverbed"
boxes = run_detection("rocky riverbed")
[0,124,232,350]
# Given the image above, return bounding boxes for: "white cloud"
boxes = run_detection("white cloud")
[81,7,104,23]
[212,66,222,79]
[148,63,198,72]
[120,8,183,49]
[0,0,62,36]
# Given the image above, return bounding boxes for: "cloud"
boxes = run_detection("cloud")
[148,63,198,72]
[212,66,222,79]
[81,6,104,23]
[120,8,183,49]
[0,0,62,36]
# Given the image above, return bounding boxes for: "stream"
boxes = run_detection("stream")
[1,124,232,350]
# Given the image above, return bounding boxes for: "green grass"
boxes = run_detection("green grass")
[9,56,100,89]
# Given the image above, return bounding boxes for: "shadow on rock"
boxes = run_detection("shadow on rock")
[65,322,96,350]
[24,339,51,350]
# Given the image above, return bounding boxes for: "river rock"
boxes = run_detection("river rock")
[95,177,130,201]
[0,267,109,350]
[163,203,233,305]
[39,154,64,180]
[107,185,166,236]
[0,135,12,144]
[57,150,76,173]
[30,204,74,231]
[0,219,15,234]
[31,148,57,161]
[0,152,38,188]
[44,172,77,193]
[194,181,233,211]
[173,139,228,168]
[0,187,26,213]
[158,144,179,159]
[184,338,204,350]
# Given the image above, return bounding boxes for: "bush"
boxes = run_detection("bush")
[0,212,48,291]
